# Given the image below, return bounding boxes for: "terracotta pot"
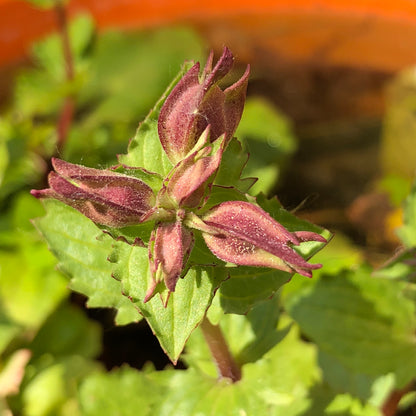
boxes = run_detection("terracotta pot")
[2,0,416,71]
[2,0,416,122]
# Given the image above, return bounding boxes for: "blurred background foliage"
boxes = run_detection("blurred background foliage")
[0,1,416,415]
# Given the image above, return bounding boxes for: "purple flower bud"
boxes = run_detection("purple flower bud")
[158,47,250,164]
[146,218,194,303]
[201,201,326,277]
[162,131,225,209]
[31,158,155,227]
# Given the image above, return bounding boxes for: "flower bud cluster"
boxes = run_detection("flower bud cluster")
[32,48,326,303]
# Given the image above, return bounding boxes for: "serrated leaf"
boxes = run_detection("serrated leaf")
[214,138,256,192]
[118,64,194,176]
[34,199,141,326]
[219,266,294,314]
[284,266,416,387]
[199,185,248,214]
[111,242,226,363]
[118,118,173,176]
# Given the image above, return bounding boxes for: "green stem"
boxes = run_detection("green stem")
[199,317,241,382]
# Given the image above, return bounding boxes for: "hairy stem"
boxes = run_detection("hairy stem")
[200,316,241,382]
[54,0,75,151]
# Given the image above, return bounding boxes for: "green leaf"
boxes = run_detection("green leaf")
[373,248,416,282]
[219,266,294,314]
[214,138,256,192]
[22,355,97,416]
[20,303,101,415]
[119,117,173,176]
[0,240,68,329]
[317,350,395,405]
[303,385,383,416]
[79,366,161,416]
[235,297,290,365]
[111,242,226,363]
[157,320,319,416]
[34,199,141,326]
[284,266,416,387]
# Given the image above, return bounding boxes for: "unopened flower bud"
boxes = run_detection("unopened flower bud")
[31,158,155,227]
[201,201,326,277]
[158,47,250,164]
[146,218,194,303]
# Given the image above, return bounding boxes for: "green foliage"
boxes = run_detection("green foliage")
[284,266,416,387]
[3,7,416,415]
[111,242,225,363]
[79,366,161,416]
[34,199,141,326]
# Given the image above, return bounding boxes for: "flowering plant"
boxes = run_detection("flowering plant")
[32,47,329,374]
[3,11,416,413]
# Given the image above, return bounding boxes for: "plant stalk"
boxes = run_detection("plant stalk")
[54,0,75,151]
[381,382,414,416]
[200,316,241,382]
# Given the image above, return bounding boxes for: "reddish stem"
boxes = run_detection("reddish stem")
[199,317,241,382]
[381,382,414,416]
[54,0,75,151]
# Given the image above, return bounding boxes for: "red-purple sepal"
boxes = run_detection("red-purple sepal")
[31,158,155,227]
[201,201,326,277]
[158,47,249,164]
[146,219,194,303]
